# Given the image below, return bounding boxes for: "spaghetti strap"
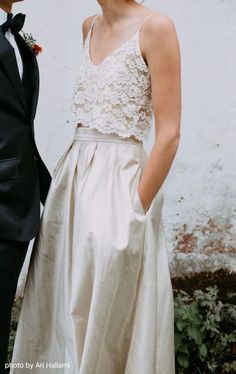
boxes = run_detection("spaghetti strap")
[137,13,156,33]
[89,13,155,35]
[89,14,100,34]
[83,14,100,48]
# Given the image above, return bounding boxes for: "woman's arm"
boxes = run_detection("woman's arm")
[138,13,181,213]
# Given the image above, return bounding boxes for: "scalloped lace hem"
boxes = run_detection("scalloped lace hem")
[74,123,148,142]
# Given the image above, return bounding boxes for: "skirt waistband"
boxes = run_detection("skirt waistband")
[74,126,142,145]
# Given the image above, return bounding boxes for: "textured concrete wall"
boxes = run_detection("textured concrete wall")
[14,0,235,290]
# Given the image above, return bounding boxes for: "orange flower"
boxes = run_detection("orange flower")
[32,44,43,56]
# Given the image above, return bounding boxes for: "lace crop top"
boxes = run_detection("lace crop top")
[70,13,155,142]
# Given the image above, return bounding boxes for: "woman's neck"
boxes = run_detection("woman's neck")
[99,0,141,26]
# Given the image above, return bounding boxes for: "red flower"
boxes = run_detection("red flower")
[32,44,43,56]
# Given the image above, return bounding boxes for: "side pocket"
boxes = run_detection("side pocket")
[52,141,74,180]
[133,166,147,217]
[0,158,20,182]
[134,164,160,218]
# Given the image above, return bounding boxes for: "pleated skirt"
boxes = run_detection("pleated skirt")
[10,126,175,374]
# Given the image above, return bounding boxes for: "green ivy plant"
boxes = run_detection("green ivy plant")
[8,286,236,373]
[174,286,236,373]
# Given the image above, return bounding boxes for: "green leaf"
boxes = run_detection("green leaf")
[179,343,189,354]
[199,343,207,357]
[174,332,183,351]
[176,319,186,332]
[189,301,200,315]
[177,352,189,368]
[187,325,202,344]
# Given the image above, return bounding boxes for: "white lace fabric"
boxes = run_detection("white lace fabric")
[70,14,154,142]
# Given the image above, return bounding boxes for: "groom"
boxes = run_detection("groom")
[0,0,51,372]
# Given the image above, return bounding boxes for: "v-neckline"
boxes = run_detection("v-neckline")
[87,16,139,68]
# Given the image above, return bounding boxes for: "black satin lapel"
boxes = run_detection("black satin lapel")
[15,33,39,122]
[0,31,27,112]
[31,58,39,122]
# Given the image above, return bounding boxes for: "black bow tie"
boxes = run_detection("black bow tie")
[1,12,26,35]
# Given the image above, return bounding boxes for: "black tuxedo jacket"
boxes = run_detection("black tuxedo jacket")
[0,30,51,241]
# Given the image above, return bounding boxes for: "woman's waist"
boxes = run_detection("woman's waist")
[74,123,144,144]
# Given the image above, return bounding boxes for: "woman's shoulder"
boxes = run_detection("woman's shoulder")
[140,8,179,55]
[82,14,99,42]
[141,8,176,38]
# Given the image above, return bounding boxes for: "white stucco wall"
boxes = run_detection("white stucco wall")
[14,0,236,290]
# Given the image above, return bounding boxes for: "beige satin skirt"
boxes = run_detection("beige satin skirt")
[11,126,175,374]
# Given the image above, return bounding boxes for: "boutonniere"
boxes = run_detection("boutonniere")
[22,32,43,56]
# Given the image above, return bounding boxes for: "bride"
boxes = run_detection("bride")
[10,0,181,373]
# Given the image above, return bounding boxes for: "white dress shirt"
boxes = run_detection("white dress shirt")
[0,8,23,80]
